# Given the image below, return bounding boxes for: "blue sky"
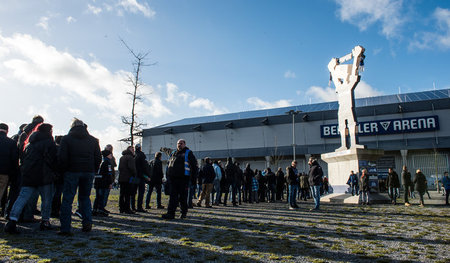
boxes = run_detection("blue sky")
[1,0,450,153]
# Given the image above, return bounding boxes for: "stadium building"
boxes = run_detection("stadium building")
[142,89,450,190]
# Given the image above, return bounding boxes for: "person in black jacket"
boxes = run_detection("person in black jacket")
[266,168,276,203]
[387,168,400,205]
[275,167,285,201]
[222,157,236,206]
[146,152,164,209]
[58,119,101,235]
[243,163,254,203]
[308,157,323,211]
[162,139,198,219]
[93,150,114,216]
[196,157,215,208]
[118,146,136,214]
[4,123,57,234]
[287,161,299,209]
[0,123,19,217]
[134,144,148,212]
[6,116,43,221]
[234,162,243,205]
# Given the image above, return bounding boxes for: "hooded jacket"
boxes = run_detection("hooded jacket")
[21,130,57,187]
[58,125,101,173]
[414,172,427,193]
[118,149,137,183]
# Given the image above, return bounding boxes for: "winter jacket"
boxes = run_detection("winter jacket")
[251,177,259,191]
[387,171,400,188]
[347,173,358,186]
[118,149,137,183]
[243,167,255,187]
[414,172,427,193]
[360,173,369,192]
[286,166,298,185]
[276,170,285,188]
[224,161,237,184]
[441,176,450,190]
[166,147,198,180]
[235,166,243,187]
[401,170,412,186]
[0,132,18,177]
[21,131,57,187]
[150,158,164,184]
[201,162,216,184]
[95,157,114,189]
[58,126,101,173]
[308,160,323,186]
[266,171,276,186]
[135,149,148,179]
[299,174,309,189]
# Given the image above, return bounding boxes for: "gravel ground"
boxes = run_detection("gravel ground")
[0,190,449,263]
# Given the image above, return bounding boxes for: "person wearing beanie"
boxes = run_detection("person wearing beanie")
[0,123,19,218]
[4,123,57,234]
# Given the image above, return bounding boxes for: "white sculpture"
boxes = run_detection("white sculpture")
[328,45,365,151]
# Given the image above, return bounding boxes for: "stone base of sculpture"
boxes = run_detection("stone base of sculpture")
[321,148,384,193]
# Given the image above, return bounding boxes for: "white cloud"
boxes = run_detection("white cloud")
[66,16,76,23]
[118,0,155,18]
[165,82,191,104]
[410,8,450,50]
[36,16,50,31]
[284,70,296,79]
[189,98,226,115]
[334,0,404,38]
[68,107,82,115]
[87,4,102,15]
[306,80,382,102]
[247,97,292,110]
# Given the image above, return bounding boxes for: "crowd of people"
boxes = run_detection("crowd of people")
[1,116,449,236]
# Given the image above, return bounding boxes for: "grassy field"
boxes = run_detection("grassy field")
[1,190,449,262]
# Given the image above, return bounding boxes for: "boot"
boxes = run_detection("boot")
[4,220,19,234]
[40,220,53,231]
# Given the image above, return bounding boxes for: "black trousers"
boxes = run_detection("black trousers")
[119,182,132,212]
[146,181,162,207]
[167,178,189,216]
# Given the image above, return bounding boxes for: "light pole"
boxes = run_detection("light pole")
[286,110,301,161]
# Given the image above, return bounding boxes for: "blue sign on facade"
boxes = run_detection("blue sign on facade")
[321,115,439,138]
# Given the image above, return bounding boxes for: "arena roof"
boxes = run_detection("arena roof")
[156,89,450,128]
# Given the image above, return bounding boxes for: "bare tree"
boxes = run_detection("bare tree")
[120,38,155,146]
[270,136,284,168]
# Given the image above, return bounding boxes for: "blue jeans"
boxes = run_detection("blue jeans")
[9,184,53,222]
[288,184,298,207]
[60,172,94,233]
[310,185,321,209]
[213,179,221,204]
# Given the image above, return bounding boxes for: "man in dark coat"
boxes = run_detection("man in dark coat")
[118,146,136,214]
[414,169,427,207]
[0,123,19,216]
[308,157,323,211]
[401,165,412,206]
[196,157,215,208]
[134,144,148,212]
[234,162,243,205]
[162,139,198,219]
[243,163,254,203]
[287,161,299,209]
[359,168,370,205]
[4,123,57,234]
[146,152,164,209]
[223,157,237,206]
[58,119,101,235]
[266,168,276,203]
[347,171,359,196]
[275,167,285,200]
[387,168,400,205]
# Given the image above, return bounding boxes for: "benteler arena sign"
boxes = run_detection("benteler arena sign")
[321,116,440,138]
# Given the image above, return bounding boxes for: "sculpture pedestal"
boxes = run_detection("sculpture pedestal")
[321,148,384,193]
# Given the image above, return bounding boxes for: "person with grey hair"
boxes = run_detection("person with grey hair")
[58,118,101,235]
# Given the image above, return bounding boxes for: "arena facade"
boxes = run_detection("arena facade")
[142,89,450,190]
